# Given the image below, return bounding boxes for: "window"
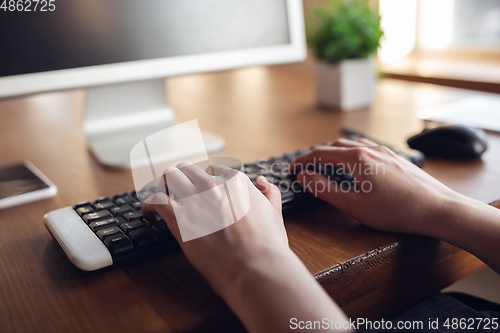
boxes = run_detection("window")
[379,0,500,63]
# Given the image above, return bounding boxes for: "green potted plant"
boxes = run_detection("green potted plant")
[307,0,384,111]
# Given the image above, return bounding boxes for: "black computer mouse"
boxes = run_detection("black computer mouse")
[407,125,487,160]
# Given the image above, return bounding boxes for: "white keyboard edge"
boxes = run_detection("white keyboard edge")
[44,207,113,271]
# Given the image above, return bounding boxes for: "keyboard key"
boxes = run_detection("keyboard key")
[128,228,158,249]
[297,148,310,155]
[131,201,143,210]
[94,196,112,204]
[146,215,175,242]
[246,173,259,182]
[120,220,144,233]
[275,171,293,180]
[74,201,92,210]
[256,166,272,175]
[283,149,308,161]
[104,232,134,256]
[269,159,289,174]
[264,176,280,185]
[76,205,94,217]
[83,210,112,224]
[151,216,167,227]
[243,163,259,173]
[89,217,119,232]
[281,191,296,204]
[132,190,154,202]
[284,152,298,161]
[276,178,293,191]
[123,211,142,222]
[114,196,136,206]
[93,201,116,211]
[142,218,152,228]
[113,192,130,199]
[143,215,164,227]
[110,205,134,217]
[96,226,121,241]
[257,168,269,175]
[151,223,175,243]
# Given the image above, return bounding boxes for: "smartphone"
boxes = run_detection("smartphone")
[0,161,57,209]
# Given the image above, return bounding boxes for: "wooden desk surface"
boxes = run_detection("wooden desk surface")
[1,61,499,332]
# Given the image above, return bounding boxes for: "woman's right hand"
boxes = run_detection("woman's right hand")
[292,138,500,274]
[291,138,463,236]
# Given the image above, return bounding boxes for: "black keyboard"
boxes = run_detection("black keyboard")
[45,132,425,271]
[73,194,178,261]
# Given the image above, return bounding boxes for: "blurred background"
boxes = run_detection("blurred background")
[306,0,500,94]
[380,0,500,61]
[378,0,500,93]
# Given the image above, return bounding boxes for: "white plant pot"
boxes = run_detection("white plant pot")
[315,58,375,111]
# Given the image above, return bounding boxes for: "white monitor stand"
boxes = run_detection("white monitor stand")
[83,79,225,168]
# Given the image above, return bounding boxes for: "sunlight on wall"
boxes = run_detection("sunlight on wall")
[419,0,455,50]
[378,0,418,63]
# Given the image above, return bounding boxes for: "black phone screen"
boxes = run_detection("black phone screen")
[0,164,49,200]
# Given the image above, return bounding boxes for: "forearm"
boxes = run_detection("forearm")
[221,248,349,333]
[423,194,500,274]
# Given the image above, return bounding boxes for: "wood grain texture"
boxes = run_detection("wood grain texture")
[0,59,498,332]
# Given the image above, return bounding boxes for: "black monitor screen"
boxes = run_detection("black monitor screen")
[0,0,289,77]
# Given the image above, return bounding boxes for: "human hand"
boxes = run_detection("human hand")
[143,161,352,333]
[291,138,462,235]
[142,162,290,298]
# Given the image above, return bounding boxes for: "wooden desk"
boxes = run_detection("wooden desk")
[1,62,499,332]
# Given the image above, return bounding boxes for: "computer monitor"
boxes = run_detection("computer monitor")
[0,0,306,167]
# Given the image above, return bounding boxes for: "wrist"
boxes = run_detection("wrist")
[215,246,349,333]
[421,192,500,273]
[421,191,479,241]
[216,246,298,302]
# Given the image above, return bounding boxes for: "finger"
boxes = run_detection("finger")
[142,192,169,217]
[210,157,244,174]
[142,192,182,241]
[255,176,282,215]
[205,164,243,188]
[296,171,357,208]
[291,146,360,174]
[357,138,378,146]
[162,167,193,198]
[205,164,232,176]
[176,161,212,185]
[205,164,215,176]
[331,138,369,148]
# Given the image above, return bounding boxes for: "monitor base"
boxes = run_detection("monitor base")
[83,79,224,168]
